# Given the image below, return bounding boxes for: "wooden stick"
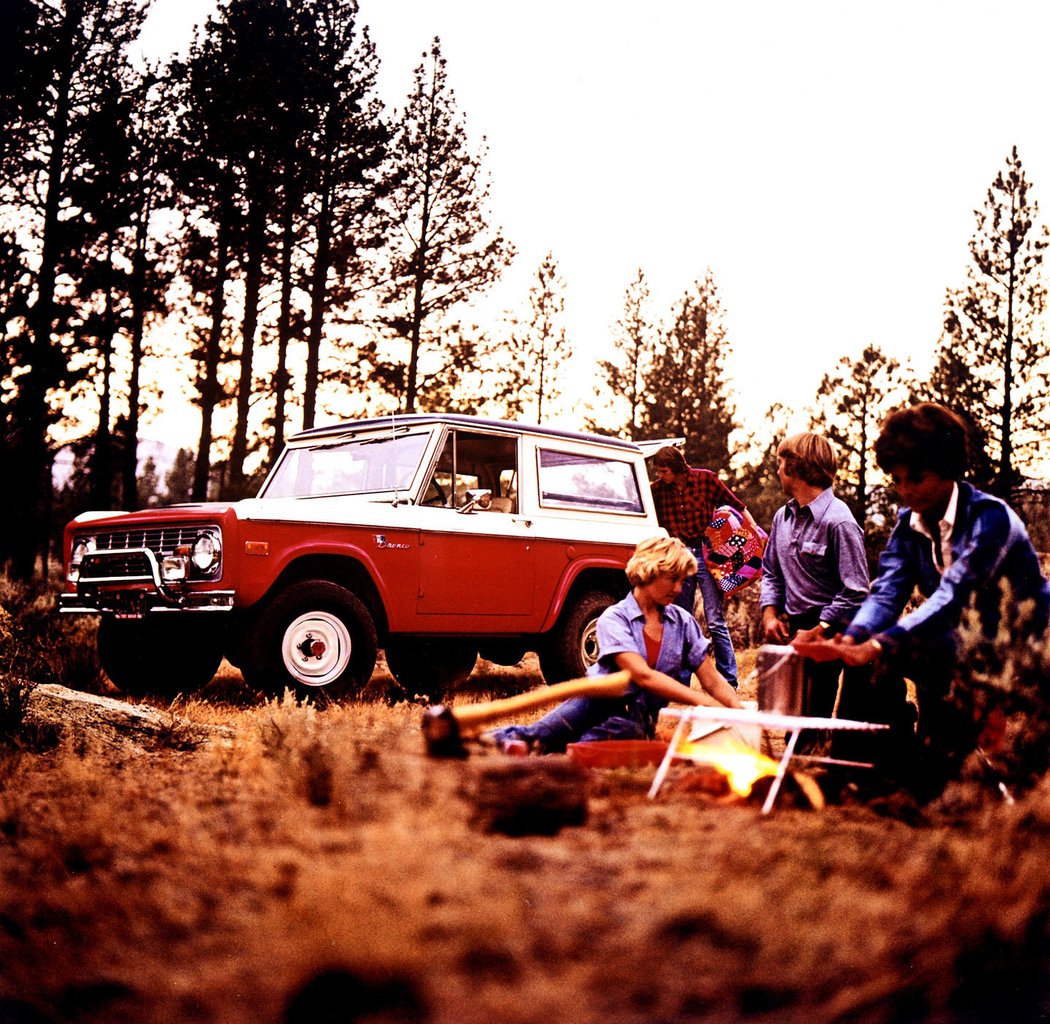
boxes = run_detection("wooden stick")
[451,670,632,734]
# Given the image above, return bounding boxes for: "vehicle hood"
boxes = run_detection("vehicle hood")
[70,503,237,527]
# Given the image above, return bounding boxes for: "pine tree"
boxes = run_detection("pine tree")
[811,343,906,522]
[0,0,150,578]
[62,67,171,512]
[921,298,997,490]
[731,402,794,528]
[491,252,570,423]
[595,268,653,438]
[174,0,307,498]
[164,448,197,505]
[296,0,390,435]
[379,38,515,413]
[636,271,738,472]
[927,146,1049,493]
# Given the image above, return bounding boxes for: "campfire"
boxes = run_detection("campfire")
[657,728,826,810]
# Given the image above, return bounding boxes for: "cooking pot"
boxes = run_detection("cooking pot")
[756,644,810,716]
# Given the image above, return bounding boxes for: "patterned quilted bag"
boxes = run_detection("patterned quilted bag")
[702,505,768,597]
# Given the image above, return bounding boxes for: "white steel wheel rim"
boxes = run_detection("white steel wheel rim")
[281,611,352,687]
[581,618,601,668]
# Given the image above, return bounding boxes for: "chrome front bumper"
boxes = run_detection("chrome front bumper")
[60,547,235,615]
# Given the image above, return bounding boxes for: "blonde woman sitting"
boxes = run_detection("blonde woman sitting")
[487,536,742,753]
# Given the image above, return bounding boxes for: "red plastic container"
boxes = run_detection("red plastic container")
[566,740,669,768]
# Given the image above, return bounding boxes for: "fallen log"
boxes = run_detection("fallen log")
[24,683,233,751]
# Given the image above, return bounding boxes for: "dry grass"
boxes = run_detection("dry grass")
[1,667,1049,1024]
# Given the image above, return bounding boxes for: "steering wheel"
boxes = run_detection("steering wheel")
[422,479,448,507]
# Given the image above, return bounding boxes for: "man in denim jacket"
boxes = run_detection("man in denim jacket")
[828,403,1050,797]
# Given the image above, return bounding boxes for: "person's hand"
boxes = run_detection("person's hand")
[828,635,882,667]
[790,625,827,645]
[762,608,790,644]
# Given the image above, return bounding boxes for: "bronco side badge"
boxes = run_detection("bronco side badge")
[374,534,410,550]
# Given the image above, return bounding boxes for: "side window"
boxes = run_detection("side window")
[422,431,519,512]
[537,449,645,514]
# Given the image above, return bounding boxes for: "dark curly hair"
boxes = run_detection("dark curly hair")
[874,403,969,479]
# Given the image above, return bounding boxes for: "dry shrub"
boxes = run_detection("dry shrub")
[0,674,34,749]
[48,615,106,694]
[0,571,107,694]
[242,690,335,805]
[0,603,50,751]
[724,582,763,650]
[950,585,1050,795]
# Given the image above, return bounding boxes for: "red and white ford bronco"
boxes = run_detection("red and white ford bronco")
[60,414,672,699]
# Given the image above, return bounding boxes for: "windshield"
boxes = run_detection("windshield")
[260,431,431,499]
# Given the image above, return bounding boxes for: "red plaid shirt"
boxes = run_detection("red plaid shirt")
[651,468,745,545]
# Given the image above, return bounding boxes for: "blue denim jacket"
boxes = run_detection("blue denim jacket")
[588,591,711,719]
[846,482,1050,649]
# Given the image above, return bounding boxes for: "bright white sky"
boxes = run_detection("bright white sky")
[136,0,1050,441]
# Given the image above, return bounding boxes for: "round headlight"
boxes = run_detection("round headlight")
[191,531,221,574]
[68,537,97,582]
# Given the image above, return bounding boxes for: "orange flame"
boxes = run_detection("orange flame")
[674,733,783,797]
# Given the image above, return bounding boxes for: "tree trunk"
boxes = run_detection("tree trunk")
[302,153,333,432]
[227,190,266,497]
[122,196,150,512]
[271,177,296,464]
[192,218,231,503]
[91,234,116,510]
[17,35,76,581]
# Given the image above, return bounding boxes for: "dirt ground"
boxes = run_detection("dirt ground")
[1,657,1049,1024]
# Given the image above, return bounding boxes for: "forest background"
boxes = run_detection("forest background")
[3,0,1050,584]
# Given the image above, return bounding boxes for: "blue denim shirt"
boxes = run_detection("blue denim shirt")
[846,482,1050,648]
[759,488,870,627]
[588,591,712,719]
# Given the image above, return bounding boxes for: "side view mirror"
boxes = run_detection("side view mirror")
[458,488,492,514]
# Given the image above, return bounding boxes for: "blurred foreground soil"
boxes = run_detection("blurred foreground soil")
[1,657,1049,1024]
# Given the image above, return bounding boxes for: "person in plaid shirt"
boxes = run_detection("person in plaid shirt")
[650,445,758,687]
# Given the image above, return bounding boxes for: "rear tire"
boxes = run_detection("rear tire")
[384,638,478,701]
[243,581,377,700]
[537,590,616,684]
[97,617,225,696]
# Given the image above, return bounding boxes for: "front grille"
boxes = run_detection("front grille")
[77,525,216,581]
[94,526,204,556]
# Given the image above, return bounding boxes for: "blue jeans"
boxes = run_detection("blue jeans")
[488,695,651,753]
[676,549,737,687]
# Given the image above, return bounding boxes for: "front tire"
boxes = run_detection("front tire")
[97,617,225,696]
[243,581,377,700]
[537,590,617,684]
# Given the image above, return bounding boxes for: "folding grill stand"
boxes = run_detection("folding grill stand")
[649,706,890,814]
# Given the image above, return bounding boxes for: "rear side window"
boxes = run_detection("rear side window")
[537,449,645,514]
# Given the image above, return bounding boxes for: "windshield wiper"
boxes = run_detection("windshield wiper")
[310,430,360,451]
[360,426,413,445]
